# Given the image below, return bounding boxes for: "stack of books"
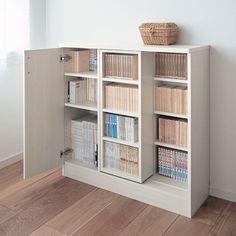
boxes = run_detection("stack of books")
[104,113,138,143]
[155,85,188,115]
[159,117,187,147]
[89,49,97,71]
[71,115,98,167]
[67,50,90,73]
[105,84,138,113]
[104,54,138,80]
[69,79,97,104]
[104,141,139,176]
[156,53,187,79]
[158,147,188,182]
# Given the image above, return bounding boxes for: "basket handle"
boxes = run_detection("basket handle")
[149,26,155,35]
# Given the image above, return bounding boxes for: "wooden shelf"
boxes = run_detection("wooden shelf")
[154,111,188,119]
[154,140,188,152]
[154,77,188,84]
[101,167,140,182]
[103,77,139,85]
[65,102,97,112]
[103,137,139,148]
[149,174,188,190]
[66,158,98,171]
[64,71,98,79]
[103,108,139,118]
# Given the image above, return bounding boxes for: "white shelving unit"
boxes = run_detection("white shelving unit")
[24,43,209,217]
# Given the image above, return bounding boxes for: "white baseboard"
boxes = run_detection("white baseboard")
[0,152,23,170]
[210,187,236,203]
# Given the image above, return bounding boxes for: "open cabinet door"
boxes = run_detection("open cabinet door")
[24,48,64,178]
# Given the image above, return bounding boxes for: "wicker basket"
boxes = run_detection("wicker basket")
[139,23,179,45]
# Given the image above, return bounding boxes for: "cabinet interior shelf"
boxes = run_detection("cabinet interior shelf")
[101,167,140,182]
[103,77,139,85]
[154,111,188,119]
[154,77,189,84]
[154,140,188,152]
[151,174,188,190]
[103,108,139,118]
[65,102,97,111]
[64,71,98,79]
[103,136,139,148]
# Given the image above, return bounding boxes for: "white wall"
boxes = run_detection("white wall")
[45,0,236,201]
[0,0,46,165]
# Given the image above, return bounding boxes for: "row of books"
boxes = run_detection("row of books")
[104,141,139,176]
[155,53,187,79]
[105,84,138,113]
[104,54,138,80]
[89,49,97,71]
[104,113,138,142]
[69,79,97,104]
[159,117,187,147]
[66,50,90,73]
[71,115,98,167]
[158,147,188,182]
[155,85,188,115]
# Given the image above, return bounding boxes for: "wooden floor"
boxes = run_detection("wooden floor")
[0,161,235,236]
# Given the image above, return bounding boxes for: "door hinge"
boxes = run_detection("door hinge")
[60,148,73,158]
[60,54,71,62]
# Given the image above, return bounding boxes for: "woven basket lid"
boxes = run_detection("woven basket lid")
[139,23,178,30]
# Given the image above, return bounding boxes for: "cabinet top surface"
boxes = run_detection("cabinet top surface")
[60,42,209,53]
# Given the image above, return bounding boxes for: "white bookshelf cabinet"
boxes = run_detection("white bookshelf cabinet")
[24,44,209,217]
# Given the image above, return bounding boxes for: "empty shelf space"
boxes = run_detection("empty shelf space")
[65,102,98,111]
[154,111,188,119]
[103,108,139,118]
[103,137,139,148]
[103,77,139,85]
[154,77,188,84]
[66,159,98,171]
[64,71,98,79]
[154,140,188,152]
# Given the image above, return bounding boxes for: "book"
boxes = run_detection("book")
[69,78,97,104]
[155,85,188,115]
[158,147,188,182]
[104,141,139,176]
[104,54,138,80]
[159,117,187,147]
[105,84,138,113]
[71,114,98,167]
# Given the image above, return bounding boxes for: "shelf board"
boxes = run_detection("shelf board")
[64,71,98,79]
[154,141,188,152]
[103,77,139,85]
[66,159,98,171]
[103,108,139,117]
[150,174,188,191]
[154,111,188,119]
[65,102,98,112]
[101,167,140,182]
[103,137,139,148]
[154,77,188,84]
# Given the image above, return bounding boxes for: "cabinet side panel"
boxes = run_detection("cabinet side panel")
[190,48,210,215]
[140,52,155,181]
[24,48,64,178]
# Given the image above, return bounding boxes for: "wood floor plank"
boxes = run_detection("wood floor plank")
[193,196,229,226]
[0,167,62,203]
[0,161,23,191]
[164,216,211,236]
[118,205,178,236]
[47,188,119,235]
[72,196,147,236]
[0,205,16,224]
[0,178,95,236]
[1,169,63,211]
[209,201,236,235]
[29,225,67,236]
